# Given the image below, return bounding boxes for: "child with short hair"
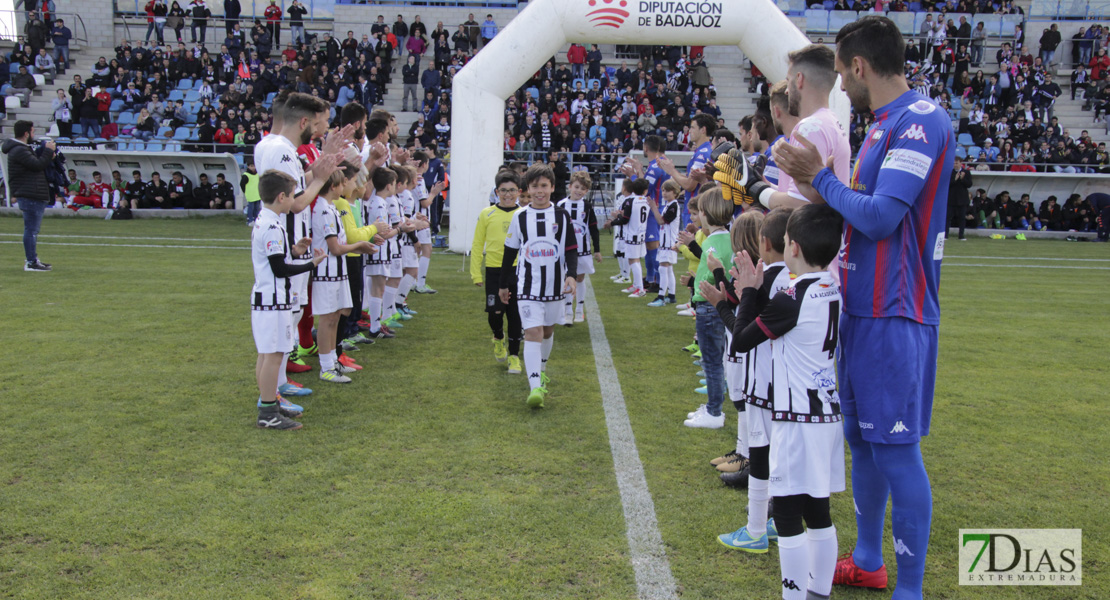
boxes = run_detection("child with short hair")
[557,170,600,323]
[683,188,735,429]
[380,165,415,330]
[251,170,326,430]
[612,178,650,297]
[411,151,447,294]
[364,167,401,339]
[394,164,430,319]
[471,169,524,373]
[241,160,261,225]
[675,193,704,319]
[313,164,378,383]
[499,164,578,408]
[715,208,793,499]
[647,178,682,306]
[700,203,845,599]
[605,178,633,284]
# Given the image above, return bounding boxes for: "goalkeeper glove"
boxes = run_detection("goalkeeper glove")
[713,148,773,208]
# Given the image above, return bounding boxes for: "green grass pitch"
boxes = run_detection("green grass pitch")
[0,215,1105,599]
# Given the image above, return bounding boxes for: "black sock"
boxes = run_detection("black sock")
[508,336,521,356]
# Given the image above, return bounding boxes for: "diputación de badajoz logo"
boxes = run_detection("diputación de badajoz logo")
[586,1,725,29]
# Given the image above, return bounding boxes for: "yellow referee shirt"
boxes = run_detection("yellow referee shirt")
[470,204,519,284]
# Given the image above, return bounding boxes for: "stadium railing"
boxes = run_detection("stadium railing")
[116,0,335,20]
[806,9,1024,38]
[0,10,89,47]
[1030,0,1110,18]
[334,0,519,6]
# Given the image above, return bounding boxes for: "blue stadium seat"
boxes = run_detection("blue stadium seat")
[184,90,200,102]
[8,64,18,74]
[156,126,173,138]
[958,133,974,146]
[587,78,601,90]
[130,142,144,151]
[605,66,616,78]
[74,137,90,144]
[176,79,192,90]
[173,127,191,140]
[164,143,182,152]
[967,145,982,159]
[887,11,916,35]
[822,0,836,8]
[788,0,807,13]
[109,98,124,113]
[572,78,585,91]
[192,79,204,90]
[71,124,84,137]
[805,9,830,34]
[118,111,135,125]
[185,112,198,125]
[1000,14,1024,35]
[908,1,922,10]
[828,11,858,33]
[955,146,967,160]
[117,143,130,151]
[146,143,163,152]
[168,90,185,101]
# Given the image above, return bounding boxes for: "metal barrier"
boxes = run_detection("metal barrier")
[116,0,335,20]
[113,12,334,45]
[335,0,518,6]
[0,9,89,47]
[806,9,1023,39]
[1031,0,1110,19]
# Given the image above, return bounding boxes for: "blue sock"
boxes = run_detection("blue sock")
[843,414,889,573]
[872,442,931,600]
[645,248,659,283]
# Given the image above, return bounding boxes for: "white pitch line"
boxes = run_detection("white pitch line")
[947,255,1110,262]
[944,262,1110,270]
[0,241,247,250]
[582,278,678,600]
[0,233,249,243]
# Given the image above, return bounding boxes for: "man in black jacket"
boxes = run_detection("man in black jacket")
[2,120,56,271]
[947,156,973,241]
[143,172,171,209]
[401,55,419,112]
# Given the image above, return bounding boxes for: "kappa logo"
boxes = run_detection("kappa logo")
[280,154,294,163]
[586,0,629,28]
[899,124,929,143]
[894,537,916,556]
[782,579,801,591]
[890,421,909,434]
[783,286,797,299]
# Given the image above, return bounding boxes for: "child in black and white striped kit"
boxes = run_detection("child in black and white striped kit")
[498,164,578,409]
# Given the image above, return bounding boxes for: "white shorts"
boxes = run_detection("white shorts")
[517,299,566,329]
[365,262,390,277]
[747,404,773,449]
[614,237,625,255]
[388,257,403,278]
[725,357,746,403]
[401,245,419,269]
[576,254,595,276]
[291,272,311,307]
[657,249,678,264]
[311,278,353,315]
[625,243,645,259]
[769,420,846,498]
[252,309,295,354]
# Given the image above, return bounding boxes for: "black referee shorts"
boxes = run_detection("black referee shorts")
[484,267,517,313]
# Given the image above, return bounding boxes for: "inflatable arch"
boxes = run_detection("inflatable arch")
[448,0,851,253]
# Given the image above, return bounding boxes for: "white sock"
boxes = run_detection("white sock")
[746,475,770,538]
[524,340,542,390]
[277,352,289,389]
[576,293,585,317]
[319,350,337,372]
[630,261,643,290]
[398,274,415,304]
[807,525,838,597]
[661,265,675,296]
[418,255,430,285]
[565,295,573,315]
[541,335,553,371]
[368,296,383,331]
[619,256,629,277]
[778,532,809,600]
[736,410,748,457]
[383,286,397,319]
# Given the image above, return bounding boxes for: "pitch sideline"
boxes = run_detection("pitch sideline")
[582,278,679,600]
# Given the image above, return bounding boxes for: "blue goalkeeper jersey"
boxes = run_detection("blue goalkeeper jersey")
[838,91,954,326]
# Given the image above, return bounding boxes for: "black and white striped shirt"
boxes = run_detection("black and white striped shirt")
[311,198,347,281]
[500,205,578,301]
[251,207,295,310]
[556,197,600,256]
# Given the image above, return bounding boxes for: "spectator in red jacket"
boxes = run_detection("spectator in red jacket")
[1090,49,1110,81]
[264,0,282,46]
[551,102,571,128]
[567,43,586,80]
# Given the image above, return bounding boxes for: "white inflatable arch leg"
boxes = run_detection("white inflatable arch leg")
[450,0,850,253]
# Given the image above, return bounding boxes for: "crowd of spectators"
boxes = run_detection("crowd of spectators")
[59,165,243,212]
[960,188,1105,231]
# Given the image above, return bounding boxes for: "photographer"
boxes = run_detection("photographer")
[3,120,56,271]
